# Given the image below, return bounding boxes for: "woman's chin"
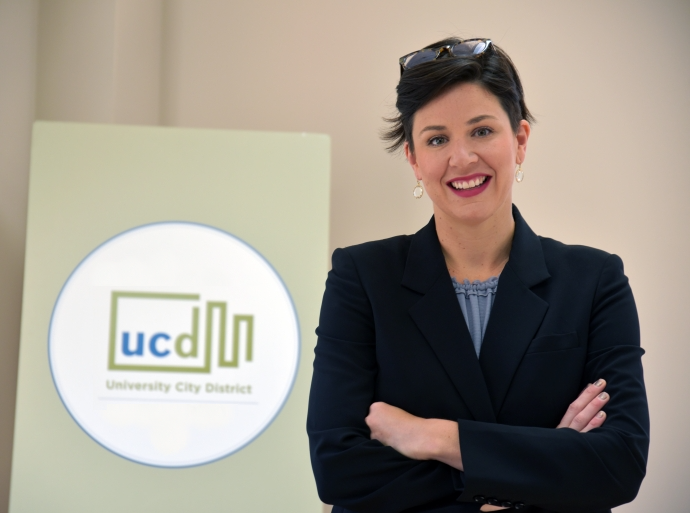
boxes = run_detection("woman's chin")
[440,203,497,227]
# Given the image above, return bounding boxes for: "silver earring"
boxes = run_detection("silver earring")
[413,180,424,199]
[515,164,524,183]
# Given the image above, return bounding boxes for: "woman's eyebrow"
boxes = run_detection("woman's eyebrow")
[418,115,497,135]
[467,114,497,124]
[418,125,446,135]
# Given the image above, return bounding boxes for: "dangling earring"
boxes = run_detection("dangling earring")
[515,164,524,183]
[413,180,424,199]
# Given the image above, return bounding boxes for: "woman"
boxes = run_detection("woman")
[307,38,649,513]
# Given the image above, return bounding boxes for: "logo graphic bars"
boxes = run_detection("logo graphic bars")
[108,291,254,373]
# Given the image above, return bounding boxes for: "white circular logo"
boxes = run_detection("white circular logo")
[49,222,300,467]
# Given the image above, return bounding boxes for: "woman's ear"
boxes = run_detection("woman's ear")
[403,141,421,179]
[516,120,531,164]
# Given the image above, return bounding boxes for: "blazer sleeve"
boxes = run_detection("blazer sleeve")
[458,254,650,512]
[307,248,466,513]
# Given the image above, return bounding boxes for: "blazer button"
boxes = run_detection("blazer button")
[500,501,513,508]
[473,495,487,504]
[487,497,500,506]
[514,502,526,510]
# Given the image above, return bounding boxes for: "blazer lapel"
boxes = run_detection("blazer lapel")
[403,219,496,423]
[479,206,551,416]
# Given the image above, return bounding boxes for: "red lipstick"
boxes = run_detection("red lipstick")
[447,174,491,198]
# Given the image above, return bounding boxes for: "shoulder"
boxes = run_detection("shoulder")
[321,235,414,329]
[332,234,413,277]
[539,235,621,267]
[537,236,626,284]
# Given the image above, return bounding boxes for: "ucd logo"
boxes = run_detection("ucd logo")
[49,222,299,467]
[109,292,254,373]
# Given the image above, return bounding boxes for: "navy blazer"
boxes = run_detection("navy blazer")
[307,206,649,513]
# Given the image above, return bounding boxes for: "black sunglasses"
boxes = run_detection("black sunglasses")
[399,39,493,75]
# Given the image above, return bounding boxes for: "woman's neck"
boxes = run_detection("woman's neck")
[435,203,515,283]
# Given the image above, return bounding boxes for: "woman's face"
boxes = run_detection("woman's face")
[405,82,530,228]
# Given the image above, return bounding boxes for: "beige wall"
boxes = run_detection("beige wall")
[36,0,163,124]
[1,1,689,512]
[0,1,37,512]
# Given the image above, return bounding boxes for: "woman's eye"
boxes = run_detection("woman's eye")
[427,136,447,146]
[473,127,493,137]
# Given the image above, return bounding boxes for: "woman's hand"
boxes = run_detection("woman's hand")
[365,402,426,459]
[365,402,463,470]
[557,379,609,432]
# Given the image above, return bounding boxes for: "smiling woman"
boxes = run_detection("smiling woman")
[405,83,529,279]
[307,37,649,513]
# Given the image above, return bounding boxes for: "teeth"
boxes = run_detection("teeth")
[451,176,486,190]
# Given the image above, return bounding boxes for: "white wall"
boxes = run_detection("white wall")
[1,1,688,511]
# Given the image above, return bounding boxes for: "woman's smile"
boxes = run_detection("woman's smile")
[448,174,491,197]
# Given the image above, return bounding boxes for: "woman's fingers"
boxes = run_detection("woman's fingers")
[365,402,423,454]
[581,410,606,433]
[365,402,399,443]
[480,506,508,512]
[557,379,607,430]
[567,391,609,431]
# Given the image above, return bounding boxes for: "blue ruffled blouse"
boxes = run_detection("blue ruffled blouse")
[451,276,499,357]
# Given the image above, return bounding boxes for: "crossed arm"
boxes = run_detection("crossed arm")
[366,380,609,512]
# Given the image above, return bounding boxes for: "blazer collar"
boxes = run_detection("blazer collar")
[402,205,550,421]
[507,205,550,288]
[402,205,550,294]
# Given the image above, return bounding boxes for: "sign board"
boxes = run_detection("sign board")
[10,122,329,512]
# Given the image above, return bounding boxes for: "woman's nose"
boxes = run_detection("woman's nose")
[448,140,478,168]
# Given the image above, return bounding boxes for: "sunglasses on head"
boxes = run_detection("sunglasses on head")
[399,38,493,75]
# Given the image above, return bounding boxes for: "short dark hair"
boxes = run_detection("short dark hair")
[382,37,535,153]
